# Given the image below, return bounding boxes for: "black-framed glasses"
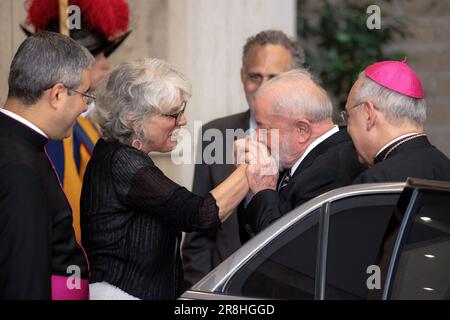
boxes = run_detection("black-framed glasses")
[340,102,365,123]
[68,88,96,105]
[162,101,187,125]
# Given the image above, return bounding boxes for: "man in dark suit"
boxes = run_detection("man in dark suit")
[344,60,450,183]
[237,69,366,241]
[182,30,305,287]
[0,32,94,299]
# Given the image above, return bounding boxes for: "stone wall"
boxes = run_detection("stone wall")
[0,0,27,103]
[387,0,450,157]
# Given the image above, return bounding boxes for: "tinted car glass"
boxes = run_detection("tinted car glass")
[224,210,320,299]
[325,193,401,299]
[389,190,450,300]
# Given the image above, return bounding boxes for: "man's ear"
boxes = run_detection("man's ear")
[295,118,311,143]
[364,101,377,131]
[48,83,66,109]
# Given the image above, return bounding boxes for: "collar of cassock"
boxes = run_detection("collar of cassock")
[0,111,48,151]
[374,133,427,164]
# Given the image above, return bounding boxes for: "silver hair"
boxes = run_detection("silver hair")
[256,68,333,123]
[356,72,427,127]
[7,31,95,105]
[94,58,192,145]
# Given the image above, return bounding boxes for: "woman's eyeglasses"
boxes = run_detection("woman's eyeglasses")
[162,101,187,125]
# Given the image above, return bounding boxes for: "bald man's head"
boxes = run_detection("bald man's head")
[255,69,333,122]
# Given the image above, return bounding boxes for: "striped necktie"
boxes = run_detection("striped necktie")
[278,170,291,191]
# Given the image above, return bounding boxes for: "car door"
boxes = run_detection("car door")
[383,178,450,300]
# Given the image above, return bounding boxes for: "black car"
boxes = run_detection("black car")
[181,178,450,300]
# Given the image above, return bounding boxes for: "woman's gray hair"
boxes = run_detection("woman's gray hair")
[257,68,333,123]
[94,58,192,145]
[356,72,427,127]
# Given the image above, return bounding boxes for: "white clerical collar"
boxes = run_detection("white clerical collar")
[1,108,48,138]
[290,125,340,176]
[375,132,420,159]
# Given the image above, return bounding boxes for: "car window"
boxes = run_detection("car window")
[325,193,401,300]
[224,210,320,299]
[389,190,450,300]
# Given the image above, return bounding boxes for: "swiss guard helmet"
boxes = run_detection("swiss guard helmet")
[21,0,131,57]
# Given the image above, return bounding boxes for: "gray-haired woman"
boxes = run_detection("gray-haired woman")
[80,58,249,300]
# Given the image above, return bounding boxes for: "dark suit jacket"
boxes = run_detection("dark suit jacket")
[0,112,88,299]
[353,136,450,183]
[182,110,250,287]
[238,128,367,243]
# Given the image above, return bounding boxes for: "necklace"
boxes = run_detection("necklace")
[383,133,427,161]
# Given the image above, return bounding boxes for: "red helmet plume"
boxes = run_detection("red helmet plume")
[26,0,129,40]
